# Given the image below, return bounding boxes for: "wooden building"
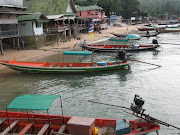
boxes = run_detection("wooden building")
[26,0,80,45]
[0,0,28,55]
[76,5,107,30]
[17,13,49,48]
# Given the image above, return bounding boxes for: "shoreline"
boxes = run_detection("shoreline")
[0,24,143,74]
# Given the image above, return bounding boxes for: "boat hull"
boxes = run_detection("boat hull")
[0,111,160,135]
[0,61,131,73]
[82,45,160,52]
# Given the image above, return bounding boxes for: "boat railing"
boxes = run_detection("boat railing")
[4,117,68,124]
[91,41,134,46]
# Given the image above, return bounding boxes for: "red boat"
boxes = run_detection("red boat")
[138,27,165,31]
[0,95,160,135]
[77,41,160,52]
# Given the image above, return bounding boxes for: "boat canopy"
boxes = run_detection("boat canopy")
[6,95,60,110]
[64,51,93,55]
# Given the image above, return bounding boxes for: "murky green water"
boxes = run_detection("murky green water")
[0,33,180,134]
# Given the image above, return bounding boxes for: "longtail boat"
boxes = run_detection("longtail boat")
[158,28,180,33]
[140,32,159,37]
[76,40,160,52]
[0,51,131,73]
[0,95,160,135]
[110,32,128,37]
[138,27,165,31]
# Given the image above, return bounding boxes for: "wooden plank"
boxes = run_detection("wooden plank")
[0,118,6,125]
[1,120,19,135]
[18,123,33,135]
[58,124,66,133]
[37,124,49,135]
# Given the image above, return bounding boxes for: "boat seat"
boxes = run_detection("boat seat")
[37,124,49,135]
[58,124,66,133]
[18,123,33,135]
[1,120,19,135]
[0,118,6,125]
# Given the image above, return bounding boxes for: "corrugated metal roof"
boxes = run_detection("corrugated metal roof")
[47,14,64,20]
[18,13,48,21]
[76,5,103,11]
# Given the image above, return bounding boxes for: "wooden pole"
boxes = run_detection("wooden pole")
[17,37,20,50]
[0,39,3,55]
[13,38,16,50]
[128,58,162,67]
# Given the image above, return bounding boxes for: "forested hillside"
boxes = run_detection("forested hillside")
[26,0,70,15]
[139,0,180,17]
[74,0,180,18]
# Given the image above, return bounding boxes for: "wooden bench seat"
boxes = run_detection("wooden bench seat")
[18,123,33,135]
[37,124,49,135]
[1,120,19,135]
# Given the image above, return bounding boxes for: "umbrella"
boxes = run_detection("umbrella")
[126,34,140,40]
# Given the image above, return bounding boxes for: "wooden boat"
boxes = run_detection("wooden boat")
[141,32,159,37]
[158,28,180,33]
[138,27,165,31]
[138,27,157,31]
[0,51,131,73]
[0,95,160,135]
[110,32,128,37]
[77,41,160,52]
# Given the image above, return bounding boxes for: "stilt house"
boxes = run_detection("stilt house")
[0,0,28,55]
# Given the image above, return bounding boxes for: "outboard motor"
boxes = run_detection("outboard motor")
[116,51,127,62]
[130,95,145,114]
[152,39,158,45]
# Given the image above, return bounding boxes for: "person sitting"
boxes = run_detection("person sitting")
[146,31,150,35]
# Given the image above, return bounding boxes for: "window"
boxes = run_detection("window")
[36,21,41,28]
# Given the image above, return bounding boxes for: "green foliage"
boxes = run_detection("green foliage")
[139,0,180,17]
[27,0,69,15]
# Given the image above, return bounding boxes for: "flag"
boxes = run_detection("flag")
[126,28,128,34]
[88,26,94,41]
[73,42,77,49]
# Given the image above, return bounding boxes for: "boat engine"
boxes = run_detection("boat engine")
[116,51,127,62]
[152,39,158,45]
[130,95,145,114]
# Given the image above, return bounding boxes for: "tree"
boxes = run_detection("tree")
[121,0,140,19]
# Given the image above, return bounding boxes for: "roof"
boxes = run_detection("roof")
[26,0,77,15]
[76,17,89,21]
[76,5,103,11]
[47,14,64,20]
[64,51,92,55]
[18,13,48,22]
[6,95,60,110]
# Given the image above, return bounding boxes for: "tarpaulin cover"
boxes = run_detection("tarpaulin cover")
[64,51,92,55]
[6,95,60,110]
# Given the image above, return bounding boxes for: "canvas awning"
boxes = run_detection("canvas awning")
[64,51,92,55]
[6,95,60,110]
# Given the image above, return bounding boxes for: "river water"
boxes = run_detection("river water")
[0,33,180,135]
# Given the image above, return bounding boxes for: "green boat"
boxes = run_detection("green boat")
[0,51,131,73]
[109,37,129,42]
